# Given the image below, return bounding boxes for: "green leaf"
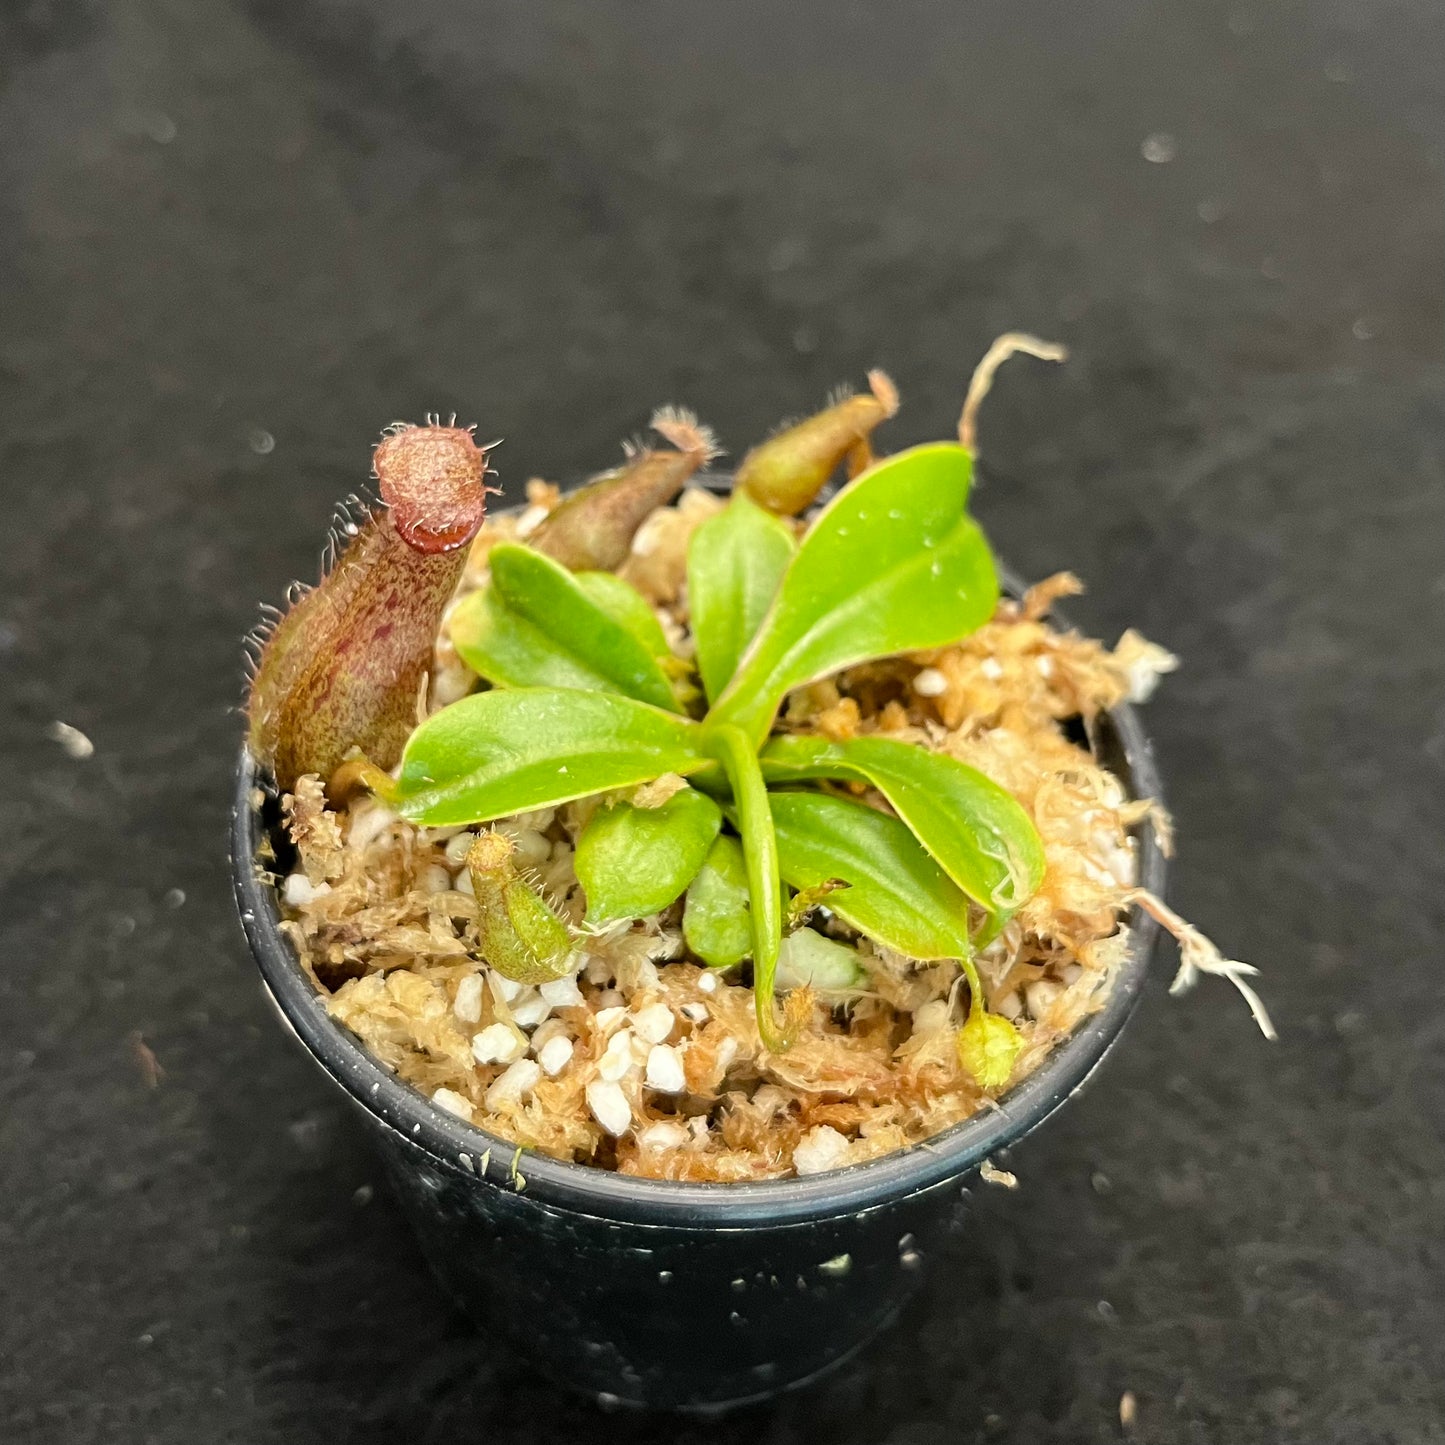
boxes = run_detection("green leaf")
[683,835,753,968]
[450,564,678,699]
[488,543,680,711]
[575,571,673,662]
[393,688,706,826]
[687,492,796,702]
[707,444,999,744]
[775,928,866,993]
[449,585,622,694]
[760,734,1045,916]
[957,1007,1024,1090]
[768,790,974,960]
[576,786,722,926]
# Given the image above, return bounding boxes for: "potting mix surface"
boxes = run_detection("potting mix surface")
[276,488,1178,1178]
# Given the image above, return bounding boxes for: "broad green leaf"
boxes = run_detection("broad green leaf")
[775,928,866,992]
[576,786,722,926]
[580,569,699,708]
[683,835,752,968]
[449,585,620,693]
[575,571,673,663]
[393,688,706,826]
[488,543,679,712]
[760,734,1045,916]
[707,445,999,744]
[768,790,973,960]
[687,493,796,702]
[957,1007,1024,1089]
[450,566,677,699]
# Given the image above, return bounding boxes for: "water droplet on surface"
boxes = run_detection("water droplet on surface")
[658,1270,674,1284]
[1141,132,1177,164]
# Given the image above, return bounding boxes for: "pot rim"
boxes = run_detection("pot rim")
[231,496,1167,1228]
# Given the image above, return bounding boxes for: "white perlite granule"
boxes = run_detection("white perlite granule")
[586,1079,632,1136]
[598,1029,636,1081]
[510,992,552,1028]
[489,973,525,1004]
[536,1034,574,1076]
[539,974,584,1008]
[472,1023,524,1065]
[631,1002,675,1044]
[644,1044,686,1094]
[453,974,483,1023]
[638,1120,689,1151]
[486,1058,541,1110]
[283,873,327,907]
[793,1125,851,1176]
[47,720,95,759]
[432,1088,474,1121]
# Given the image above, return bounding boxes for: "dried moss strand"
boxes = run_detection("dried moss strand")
[957,333,1068,454]
[1125,888,1276,1039]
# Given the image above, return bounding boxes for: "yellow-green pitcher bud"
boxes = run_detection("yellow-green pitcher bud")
[466,831,576,984]
[736,370,898,516]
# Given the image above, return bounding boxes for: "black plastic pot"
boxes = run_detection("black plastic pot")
[231,516,1167,1412]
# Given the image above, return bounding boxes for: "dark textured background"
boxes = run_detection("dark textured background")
[3,1,1444,1441]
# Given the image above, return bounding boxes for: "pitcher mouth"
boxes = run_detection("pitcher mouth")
[231,557,1167,1230]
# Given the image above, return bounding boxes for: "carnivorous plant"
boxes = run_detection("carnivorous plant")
[248,342,1267,1090]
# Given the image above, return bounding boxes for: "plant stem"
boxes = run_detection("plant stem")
[706,724,789,1050]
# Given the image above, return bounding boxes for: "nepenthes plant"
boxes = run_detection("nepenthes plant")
[247,340,1268,1096]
